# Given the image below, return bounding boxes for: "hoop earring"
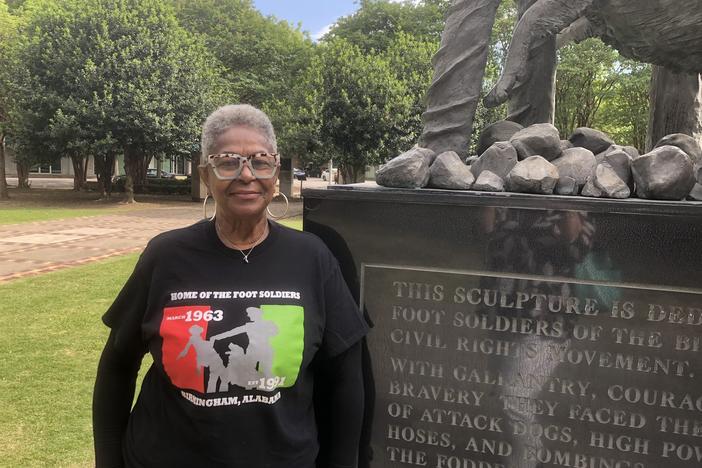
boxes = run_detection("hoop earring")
[203,195,216,221]
[267,192,289,219]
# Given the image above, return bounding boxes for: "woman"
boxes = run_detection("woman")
[93,104,368,468]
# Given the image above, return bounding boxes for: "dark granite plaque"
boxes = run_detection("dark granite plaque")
[303,184,702,468]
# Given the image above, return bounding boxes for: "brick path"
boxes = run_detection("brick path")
[0,201,302,283]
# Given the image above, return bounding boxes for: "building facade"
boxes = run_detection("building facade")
[2,149,192,179]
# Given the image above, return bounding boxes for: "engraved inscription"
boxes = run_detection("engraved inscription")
[363,265,702,468]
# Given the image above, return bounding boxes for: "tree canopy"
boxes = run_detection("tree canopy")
[0,0,661,195]
[10,0,224,198]
[0,0,18,137]
[172,0,313,108]
[327,0,449,52]
[556,37,651,147]
[315,38,414,182]
[0,0,21,132]
[0,0,19,197]
[267,23,438,182]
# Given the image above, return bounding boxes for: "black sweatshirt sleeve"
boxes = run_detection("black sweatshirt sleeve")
[321,261,369,358]
[325,341,364,468]
[93,331,144,468]
[93,248,152,467]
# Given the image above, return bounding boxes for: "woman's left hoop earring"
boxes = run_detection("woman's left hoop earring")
[203,195,216,221]
[267,192,289,219]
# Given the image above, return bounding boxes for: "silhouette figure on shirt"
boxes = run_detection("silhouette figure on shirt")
[177,324,228,392]
[224,343,263,390]
[177,307,279,393]
[210,307,279,378]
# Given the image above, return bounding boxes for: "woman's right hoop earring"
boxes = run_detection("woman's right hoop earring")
[203,195,216,221]
[267,192,289,219]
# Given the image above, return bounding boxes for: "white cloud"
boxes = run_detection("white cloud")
[312,23,333,42]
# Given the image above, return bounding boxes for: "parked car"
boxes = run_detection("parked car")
[321,168,338,182]
[293,168,307,181]
[305,167,321,178]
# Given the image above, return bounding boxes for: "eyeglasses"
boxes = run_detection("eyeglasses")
[207,152,280,180]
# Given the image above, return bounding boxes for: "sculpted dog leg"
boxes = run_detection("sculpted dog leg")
[484,0,595,108]
[419,0,501,157]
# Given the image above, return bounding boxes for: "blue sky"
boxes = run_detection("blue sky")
[251,0,359,40]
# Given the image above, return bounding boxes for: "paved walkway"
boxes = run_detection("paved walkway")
[0,201,302,283]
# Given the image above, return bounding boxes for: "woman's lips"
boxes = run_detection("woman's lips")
[230,191,261,200]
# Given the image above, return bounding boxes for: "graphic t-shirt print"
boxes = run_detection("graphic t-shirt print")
[160,303,304,398]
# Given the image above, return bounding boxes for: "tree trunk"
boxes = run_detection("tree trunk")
[108,154,115,195]
[123,147,137,203]
[70,154,88,191]
[83,155,89,187]
[340,164,364,184]
[104,154,115,197]
[95,154,115,198]
[71,155,79,191]
[646,66,702,152]
[123,148,148,203]
[95,155,105,197]
[142,155,152,183]
[16,159,30,189]
[0,133,9,199]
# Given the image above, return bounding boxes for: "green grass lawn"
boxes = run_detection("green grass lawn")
[0,219,303,466]
[279,216,302,231]
[0,208,124,225]
[0,254,141,467]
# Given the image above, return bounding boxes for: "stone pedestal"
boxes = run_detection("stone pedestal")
[304,183,702,468]
[279,157,293,199]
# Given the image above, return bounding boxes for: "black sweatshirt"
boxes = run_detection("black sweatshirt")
[93,220,368,468]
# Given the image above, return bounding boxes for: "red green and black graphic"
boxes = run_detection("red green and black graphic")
[160,304,304,394]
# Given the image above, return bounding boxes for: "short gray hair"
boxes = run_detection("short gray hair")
[200,104,277,164]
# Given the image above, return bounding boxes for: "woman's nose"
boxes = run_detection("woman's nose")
[239,161,256,182]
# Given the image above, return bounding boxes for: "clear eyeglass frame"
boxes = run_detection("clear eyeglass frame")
[206,152,280,180]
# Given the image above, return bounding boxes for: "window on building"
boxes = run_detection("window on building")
[30,160,62,174]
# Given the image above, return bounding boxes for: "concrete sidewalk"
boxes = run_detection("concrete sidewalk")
[0,200,302,283]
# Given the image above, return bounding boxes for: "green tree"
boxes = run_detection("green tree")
[265,33,435,178]
[598,61,651,150]
[327,1,449,164]
[555,38,619,138]
[5,0,24,9]
[263,60,323,170]
[555,37,651,149]
[0,0,19,198]
[328,0,449,53]
[384,31,437,154]
[314,38,413,183]
[15,0,223,201]
[329,0,519,156]
[172,0,313,108]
